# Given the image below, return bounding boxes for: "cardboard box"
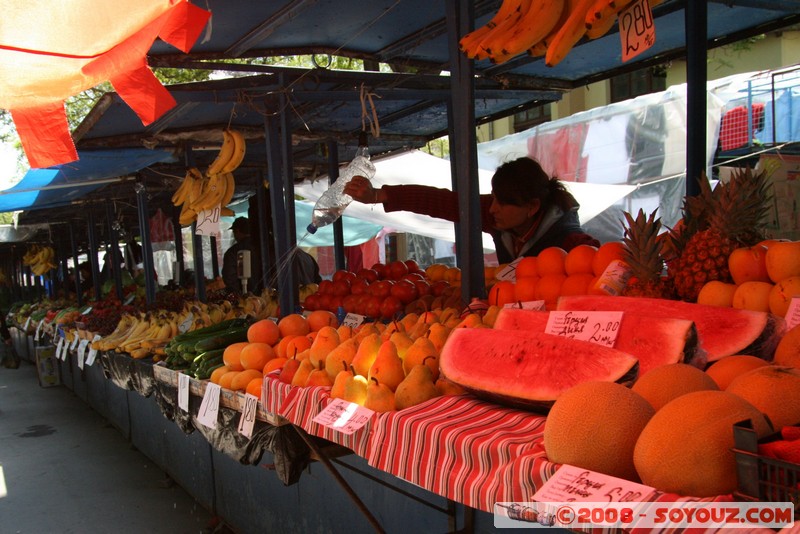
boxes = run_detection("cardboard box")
[35,345,61,388]
[760,154,800,241]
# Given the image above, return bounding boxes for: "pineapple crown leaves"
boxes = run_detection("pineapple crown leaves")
[621,208,665,282]
[707,165,773,244]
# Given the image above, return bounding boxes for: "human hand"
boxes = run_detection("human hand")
[344,176,380,204]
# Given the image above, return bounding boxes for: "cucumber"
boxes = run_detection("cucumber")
[192,348,226,365]
[196,362,225,380]
[193,327,249,354]
[167,317,251,347]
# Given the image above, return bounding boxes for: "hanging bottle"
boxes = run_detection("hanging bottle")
[306,131,375,234]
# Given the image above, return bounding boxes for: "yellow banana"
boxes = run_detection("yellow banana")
[193,173,224,212]
[586,7,617,39]
[478,0,532,59]
[459,0,524,58]
[172,168,202,206]
[219,172,236,207]
[221,129,246,173]
[545,0,595,67]
[500,0,566,58]
[179,204,198,227]
[207,129,236,176]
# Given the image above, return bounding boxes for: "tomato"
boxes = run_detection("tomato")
[332,269,357,284]
[303,293,321,311]
[350,278,370,295]
[365,295,383,318]
[387,260,409,280]
[371,263,389,279]
[330,278,351,297]
[379,296,404,320]
[390,279,419,304]
[341,293,360,313]
[356,268,379,283]
[317,279,334,295]
[404,259,421,274]
[368,279,394,298]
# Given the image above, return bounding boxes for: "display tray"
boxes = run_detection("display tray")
[152,364,286,426]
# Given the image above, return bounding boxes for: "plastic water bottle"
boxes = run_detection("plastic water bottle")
[306,132,376,234]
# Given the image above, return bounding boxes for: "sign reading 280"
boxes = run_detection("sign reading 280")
[620,0,655,63]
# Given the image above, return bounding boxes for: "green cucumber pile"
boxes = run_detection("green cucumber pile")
[163,318,251,379]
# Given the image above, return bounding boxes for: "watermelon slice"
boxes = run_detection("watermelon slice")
[439,328,639,412]
[556,295,786,362]
[493,308,701,376]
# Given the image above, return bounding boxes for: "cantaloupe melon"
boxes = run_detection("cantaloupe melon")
[726,365,800,431]
[704,354,769,390]
[773,324,800,368]
[631,363,719,412]
[633,390,771,497]
[544,381,654,481]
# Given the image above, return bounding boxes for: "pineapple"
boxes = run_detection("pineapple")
[621,209,674,299]
[667,167,771,302]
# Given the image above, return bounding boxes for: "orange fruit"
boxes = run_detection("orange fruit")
[209,365,231,384]
[273,334,299,359]
[768,275,800,317]
[247,319,280,345]
[516,256,538,279]
[425,263,448,282]
[592,241,626,277]
[231,369,263,391]
[278,313,310,337]
[560,273,594,296]
[514,276,539,303]
[488,280,516,306]
[564,244,597,276]
[306,310,339,331]
[239,342,275,371]
[536,247,567,277]
[263,357,288,375]
[444,267,462,284]
[728,245,770,285]
[284,335,313,358]
[218,370,240,390]
[765,241,800,283]
[535,273,566,309]
[245,377,264,398]
[222,342,248,371]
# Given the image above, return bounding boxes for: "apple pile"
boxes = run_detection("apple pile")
[302,260,456,320]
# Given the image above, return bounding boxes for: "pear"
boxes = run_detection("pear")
[435,377,467,397]
[291,358,315,387]
[337,324,353,341]
[453,312,483,329]
[482,305,501,327]
[368,340,405,392]
[353,322,380,343]
[364,377,396,413]
[407,320,430,340]
[403,339,439,380]
[395,364,440,410]
[309,326,340,369]
[351,332,382,377]
[305,361,334,388]
[389,331,414,361]
[380,320,405,341]
[399,312,419,331]
[343,369,368,406]
[324,337,359,380]
[330,361,352,399]
[278,356,301,384]
[425,322,451,354]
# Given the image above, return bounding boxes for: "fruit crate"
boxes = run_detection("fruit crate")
[733,419,799,519]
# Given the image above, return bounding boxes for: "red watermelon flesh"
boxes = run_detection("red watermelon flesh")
[556,295,785,362]
[439,328,639,412]
[493,307,701,376]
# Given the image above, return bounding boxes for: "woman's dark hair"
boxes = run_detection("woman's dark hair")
[491,157,575,212]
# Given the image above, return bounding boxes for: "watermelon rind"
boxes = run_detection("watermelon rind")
[439,328,639,413]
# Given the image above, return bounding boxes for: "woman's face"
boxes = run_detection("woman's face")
[489,195,540,233]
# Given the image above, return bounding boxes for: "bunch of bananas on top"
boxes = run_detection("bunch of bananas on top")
[23,244,57,276]
[460,0,662,67]
[172,128,245,226]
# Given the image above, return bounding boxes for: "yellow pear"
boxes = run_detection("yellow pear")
[291,358,315,387]
[364,377,396,413]
[402,337,439,379]
[330,363,352,400]
[454,312,483,329]
[438,307,459,324]
[353,322,380,343]
[395,364,440,410]
[389,331,414,361]
[343,371,369,405]
[400,312,419,331]
[305,361,334,387]
[425,322,451,354]
[380,320,405,341]
[407,320,430,340]
[482,305,501,327]
[416,310,439,325]
[368,340,406,392]
[351,332,382,378]
[324,337,359,380]
[337,324,353,341]
[435,377,467,396]
[309,326,340,369]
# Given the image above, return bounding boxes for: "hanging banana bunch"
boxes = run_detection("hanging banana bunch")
[23,244,57,276]
[171,128,245,226]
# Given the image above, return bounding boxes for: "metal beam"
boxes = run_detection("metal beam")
[225,0,321,57]
[685,0,708,196]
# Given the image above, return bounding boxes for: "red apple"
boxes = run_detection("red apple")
[404,259,421,273]
[430,280,450,297]
[380,296,404,320]
[332,269,357,284]
[356,268,379,283]
[350,278,370,295]
[413,279,431,297]
[303,293,321,311]
[371,263,389,279]
[317,279,334,295]
[331,278,351,297]
[387,260,409,280]
[365,295,383,318]
[390,279,419,304]
[368,279,394,298]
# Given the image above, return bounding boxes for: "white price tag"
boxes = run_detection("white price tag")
[24,316,31,330]
[785,297,800,331]
[77,347,85,370]
[34,320,43,341]
[312,398,374,435]
[342,313,365,329]
[237,393,259,438]
[195,206,221,236]
[81,306,93,315]
[178,312,194,334]
[61,339,70,361]
[85,334,102,366]
[197,382,221,428]
[55,337,64,358]
[533,464,655,504]
[70,334,80,350]
[124,294,136,305]
[619,0,655,63]
[494,257,522,283]
[77,339,89,362]
[545,311,624,348]
[178,373,190,412]
[503,300,546,311]
[593,260,632,297]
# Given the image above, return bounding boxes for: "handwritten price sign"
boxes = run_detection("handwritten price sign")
[620,0,655,63]
[533,464,655,504]
[313,398,374,435]
[195,206,221,236]
[545,311,624,348]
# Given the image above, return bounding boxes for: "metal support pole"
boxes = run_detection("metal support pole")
[172,204,185,287]
[87,211,102,301]
[445,0,484,302]
[685,0,707,197]
[70,225,83,307]
[135,181,157,304]
[210,236,220,279]
[256,171,274,290]
[191,223,207,302]
[106,202,124,300]
[327,139,346,271]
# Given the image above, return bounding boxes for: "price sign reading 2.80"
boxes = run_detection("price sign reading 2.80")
[620,0,655,63]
